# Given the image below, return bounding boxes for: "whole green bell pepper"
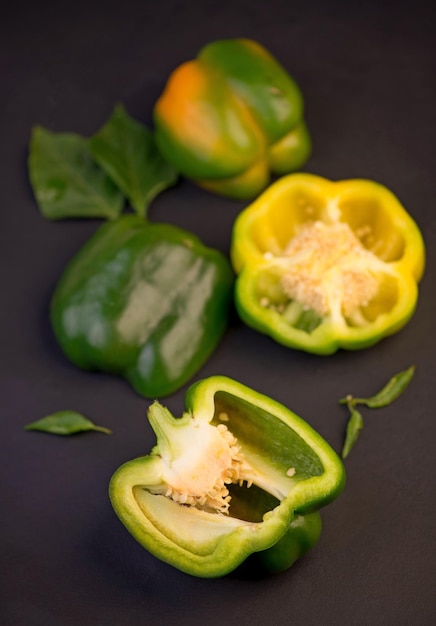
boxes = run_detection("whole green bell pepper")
[109,376,345,577]
[50,216,234,398]
[153,38,311,200]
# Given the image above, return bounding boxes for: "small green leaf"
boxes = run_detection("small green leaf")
[24,411,112,436]
[341,405,364,459]
[89,104,178,217]
[28,126,124,220]
[340,365,416,409]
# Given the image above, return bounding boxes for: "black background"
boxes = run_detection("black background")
[2,1,436,624]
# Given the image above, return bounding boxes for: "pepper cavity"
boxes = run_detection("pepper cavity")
[267,220,390,327]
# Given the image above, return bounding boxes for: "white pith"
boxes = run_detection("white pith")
[158,418,255,513]
[262,209,394,325]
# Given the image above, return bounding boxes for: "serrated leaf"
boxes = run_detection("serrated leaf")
[28,126,124,220]
[24,411,112,436]
[89,104,178,217]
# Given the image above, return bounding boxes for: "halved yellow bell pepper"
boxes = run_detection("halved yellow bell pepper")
[231,173,425,354]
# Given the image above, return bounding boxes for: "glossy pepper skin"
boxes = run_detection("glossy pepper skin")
[231,173,425,354]
[153,39,311,200]
[109,376,345,578]
[50,216,234,398]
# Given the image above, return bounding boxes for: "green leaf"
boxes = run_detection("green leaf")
[24,410,112,436]
[28,126,124,220]
[341,405,364,459]
[89,104,178,217]
[340,365,416,409]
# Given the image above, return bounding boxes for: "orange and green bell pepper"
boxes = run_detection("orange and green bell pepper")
[153,38,311,200]
[231,173,425,354]
[50,215,234,398]
[109,376,345,577]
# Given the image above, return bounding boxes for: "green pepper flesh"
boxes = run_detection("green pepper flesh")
[51,216,234,398]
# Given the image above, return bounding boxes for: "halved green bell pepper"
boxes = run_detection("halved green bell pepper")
[50,216,234,398]
[153,38,311,200]
[109,376,345,577]
[231,173,425,354]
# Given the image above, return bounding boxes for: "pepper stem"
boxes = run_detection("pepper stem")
[147,401,183,461]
